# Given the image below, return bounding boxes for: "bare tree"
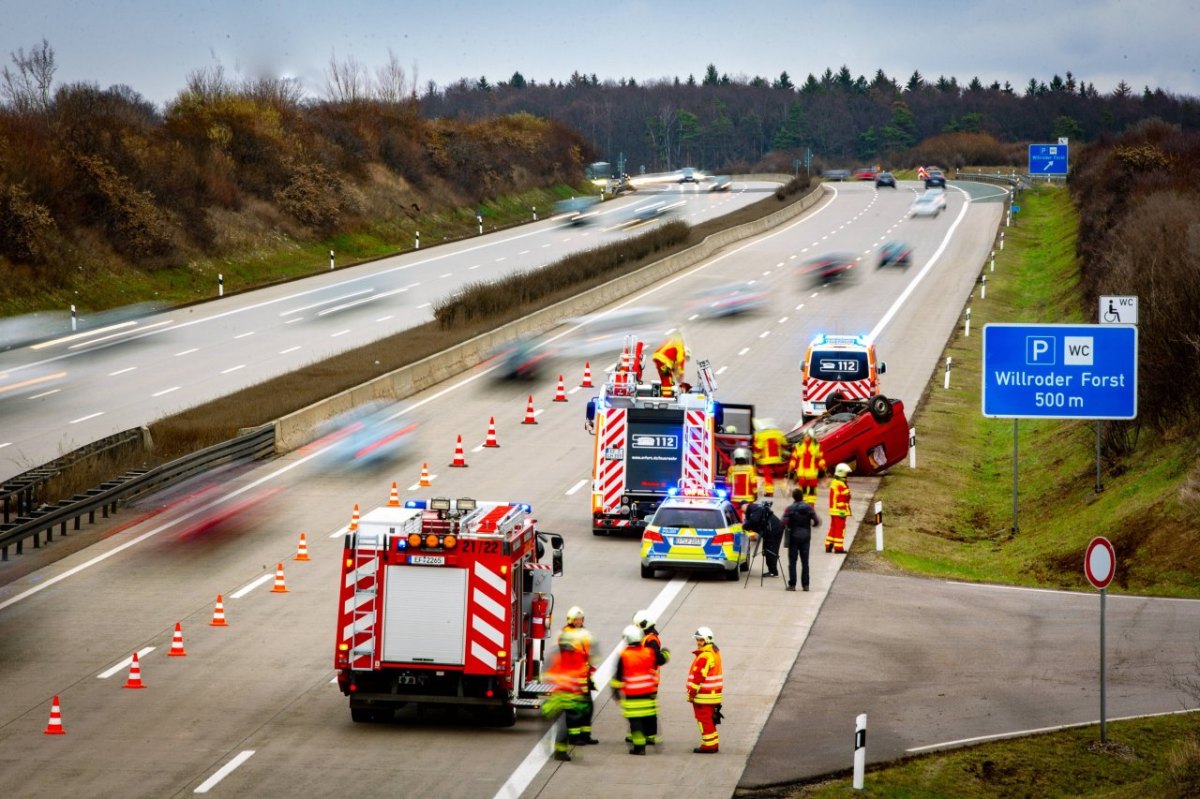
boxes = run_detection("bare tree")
[1,37,56,113]
[374,49,411,104]
[325,52,369,103]
[183,64,233,103]
[244,75,304,109]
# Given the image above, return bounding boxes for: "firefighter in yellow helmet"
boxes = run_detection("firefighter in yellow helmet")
[686,626,723,753]
[826,463,852,553]
[725,447,759,506]
[788,428,827,505]
[652,334,687,398]
[751,418,790,496]
[547,606,597,760]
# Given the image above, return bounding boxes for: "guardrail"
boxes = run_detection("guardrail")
[0,425,274,561]
[956,170,1029,189]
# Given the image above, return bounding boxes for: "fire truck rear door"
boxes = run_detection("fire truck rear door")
[381,566,467,665]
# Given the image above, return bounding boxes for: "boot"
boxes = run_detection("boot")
[629,745,646,755]
[553,750,572,762]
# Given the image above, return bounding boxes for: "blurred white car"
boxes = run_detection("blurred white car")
[556,307,666,360]
[910,189,946,218]
[687,283,768,318]
[311,400,419,468]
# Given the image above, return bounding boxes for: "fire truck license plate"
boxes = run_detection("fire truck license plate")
[409,555,445,566]
[673,536,704,546]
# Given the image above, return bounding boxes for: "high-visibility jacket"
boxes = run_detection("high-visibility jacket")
[652,336,686,378]
[828,477,851,518]
[613,644,659,697]
[556,625,594,693]
[642,628,670,679]
[726,464,759,503]
[686,643,723,704]
[753,428,789,466]
[789,439,826,480]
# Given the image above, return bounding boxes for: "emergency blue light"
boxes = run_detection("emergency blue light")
[714,488,728,499]
[405,499,427,509]
[667,487,679,496]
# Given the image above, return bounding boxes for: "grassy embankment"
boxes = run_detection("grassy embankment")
[774,186,1200,798]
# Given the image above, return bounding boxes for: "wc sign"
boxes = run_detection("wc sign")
[1026,336,1094,366]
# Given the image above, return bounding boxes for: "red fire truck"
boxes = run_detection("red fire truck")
[334,497,565,726]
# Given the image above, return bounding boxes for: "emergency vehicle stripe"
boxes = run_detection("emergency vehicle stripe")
[472,614,505,646]
[598,409,627,512]
[465,562,509,673]
[683,409,710,487]
[342,611,376,641]
[473,561,506,594]
[343,590,374,616]
[806,379,874,402]
[470,640,498,670]
[344,558,377,587]
[473,586,506,622]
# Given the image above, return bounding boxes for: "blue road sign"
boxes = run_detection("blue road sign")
[1011,205,1021,212]
[1029,144,1068,174]
[982,324,1137,419]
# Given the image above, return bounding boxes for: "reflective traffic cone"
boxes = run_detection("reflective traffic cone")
[294,532,311,561]
[483,416,500,448]
[450,435,468,467]
[553,375,568,402]
[418,462,432,487]
[271,562,289,593]
[168,622,187,657]
[387,482,400,506]
[123,651,145,689]
[210,594,228,627]
[580,362,594,388]
[522,395,538,425]
[349,503,360,532]
[43,695,65,735]
[620,348,630,371]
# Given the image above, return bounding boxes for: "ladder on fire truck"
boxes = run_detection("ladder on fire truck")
[347,530,382,671]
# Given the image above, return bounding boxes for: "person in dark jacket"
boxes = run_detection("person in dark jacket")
[781,488,821,591]
[743,501,784,577]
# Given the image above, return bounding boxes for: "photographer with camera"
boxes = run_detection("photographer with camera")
[781,488,822,591]
[743,500,784,578]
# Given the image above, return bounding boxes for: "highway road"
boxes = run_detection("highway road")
[9,179,1185,799]
[0,180,772,482]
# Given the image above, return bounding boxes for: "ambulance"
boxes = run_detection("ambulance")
[800,334,886,419]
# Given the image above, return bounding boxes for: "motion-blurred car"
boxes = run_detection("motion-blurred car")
[910,190,946,218]
[823,169,851,181]
[877,241,913,268]
[557,306,664,360]
[687,282,769,318]
[553,196,601,225]
[924,169,947,189]
[853,167,877,181]
[485,334,557,380]
[786,395,910,476]
[708,176,732,192]
[640,490,751,580]
[678,167,698,183]
[875,172,896,188]
[800,253,858,286]
[311,400,419,468]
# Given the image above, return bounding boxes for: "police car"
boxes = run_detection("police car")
[640,489,752,581]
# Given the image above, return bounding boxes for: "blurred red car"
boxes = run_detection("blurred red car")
[787,396,909,476]
[853,167,878,181]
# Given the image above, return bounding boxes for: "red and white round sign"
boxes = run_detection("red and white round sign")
[1084,536,1116,589]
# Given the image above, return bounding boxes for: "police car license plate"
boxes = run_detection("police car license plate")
[673,536,704,546]
[409,555,444,566]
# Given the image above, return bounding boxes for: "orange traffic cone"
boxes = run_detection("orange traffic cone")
[387,482,400,506]
[210,594,229,627]
[484,416,500,448]
[349,503,360,532]
[418,462,432,487]
[294,532,311,561]
[43,695,65,735]
[553,375,568,402]
[450,435,468,468]
[123,651,145,689]
[271,562,289,593]
[580,362,594,388]
[168,622,187,657]
[522,395,538,425]
[620,347,630,371]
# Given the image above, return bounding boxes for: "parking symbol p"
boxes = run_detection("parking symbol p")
[1026,336,1055,366]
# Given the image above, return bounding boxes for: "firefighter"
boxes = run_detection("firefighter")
[554,606,598,756]
[633,609,671,745]
[611,625,659,755]
[651,334,687,398]
[726,448,759,506]
[752,418,790,496]
[826,463,852,553]
[788,428,827,505]
[686,626,723,754]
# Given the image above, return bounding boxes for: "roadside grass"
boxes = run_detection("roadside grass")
[850,186,1200,598]
[768,713,1200,799]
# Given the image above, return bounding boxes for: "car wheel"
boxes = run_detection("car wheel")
[640,564,655,579]
[868,395,893,423]
[725,566,740,581]
[739,556,750,573]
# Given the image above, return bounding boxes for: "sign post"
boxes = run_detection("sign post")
[1085,536,1116,743]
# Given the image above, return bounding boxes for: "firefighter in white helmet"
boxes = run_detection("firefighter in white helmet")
[726,447,759,506]
[631,610,670,745]
[611,625,659,755]
[826,463,852,553]
[686,626,723,753]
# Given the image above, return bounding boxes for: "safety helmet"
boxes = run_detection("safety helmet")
[566,606,585,622]
[834,463,852,478]
[725,425,738,435]
[803,428,815,441]
[753,418,777,432]
[733,447,751,464]
[633,609,655,629]
[693,626,715,644]
[622,624,643,645]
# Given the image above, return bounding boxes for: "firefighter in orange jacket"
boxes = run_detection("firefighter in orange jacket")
[612,625,660,755]
[726,448,759,505]
[634,609,671,745]
[686,626,723,754]
[788,429,827,505]
[752,419,790,496]
[652,334,687,398]
[826,463,852,553]
[552,606,598,759]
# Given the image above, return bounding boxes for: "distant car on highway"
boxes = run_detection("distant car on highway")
[553,196,601,225]
[485,334,557,380]
[875,171,896,188]
[910,189,946,218]
[924,169,947,189]
[877,241,913,268]
[687,282,769,318]
[708,176,733,192]
[310,400,419,469]
[678,167,698,183]
[853,167,877,181]
[800,253,858,286]
[823,169,851,181]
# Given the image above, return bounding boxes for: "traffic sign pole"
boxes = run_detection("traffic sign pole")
[1085,536,1116,744]
[1100,586,1107,743]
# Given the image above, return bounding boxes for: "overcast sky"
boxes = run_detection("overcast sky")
[4,0,1198,107]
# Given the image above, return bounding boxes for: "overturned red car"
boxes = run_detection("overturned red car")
[786,395,910,476]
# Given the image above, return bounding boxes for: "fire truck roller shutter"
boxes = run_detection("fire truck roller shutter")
[381,566,468,665]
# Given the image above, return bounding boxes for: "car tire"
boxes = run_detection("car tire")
[640,564,656,579]
[739,556,750,573]
[725,566,740,581]
[868,395,893,423]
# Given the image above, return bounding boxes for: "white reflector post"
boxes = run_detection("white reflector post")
[908,427,917,469]
[874,501,883,552]
[853,712,867,789]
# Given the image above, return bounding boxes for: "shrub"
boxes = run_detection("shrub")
[0,181,56,262]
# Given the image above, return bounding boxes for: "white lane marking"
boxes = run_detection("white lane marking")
[533,408,544,418]
[33,320,137,349]
[493,577,688,799]
[152,386,180,397]
[795,303,804,310]
[285,317,303,325]
[495,256,506,262]
[279,289,374,317]
[541,243,551,248]
[109,367,137,376]
[0,443,9,450]
[568,386,581,395]
[29,389,61,399]
[416,303,431,309]
[234,331,255,339]
[375,315,393,323]
[331,330,350,337]
[194,750,256,794]
[175,348,199,356]
[97,646,156,679]
[440,273,452,278]
[663,327,677,336]
[472,444,485,453]
[70,412,103,424]
[230,573,274,599]
[220,365,245,374]
[565,478,588,496]
[778,317,789,324]
[716,366,728,376]
[737,347,750,356]
[519,250,530,255]
[759,331,771,339]
[688,313,700,321]
[316,286,409,316]
[328,525,349,539]
[280,346,301,355]
[469,264,481,270]
[67,320,173,350]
